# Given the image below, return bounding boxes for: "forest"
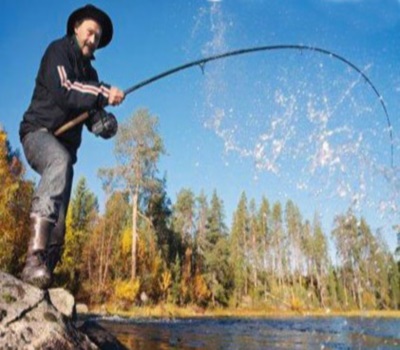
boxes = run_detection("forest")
[1,109,399,314]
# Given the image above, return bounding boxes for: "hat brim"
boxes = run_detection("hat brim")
[67,5,113,49]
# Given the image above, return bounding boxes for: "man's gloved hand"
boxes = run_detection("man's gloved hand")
[88,109,118,139]
[108,86,125,106]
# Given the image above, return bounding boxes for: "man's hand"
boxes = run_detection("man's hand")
[108,86,125,106]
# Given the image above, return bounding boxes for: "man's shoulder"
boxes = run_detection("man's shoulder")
[47,36,72,50]
[42,36,73,60]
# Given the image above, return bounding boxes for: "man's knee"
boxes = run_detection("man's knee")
[50,149,73,177]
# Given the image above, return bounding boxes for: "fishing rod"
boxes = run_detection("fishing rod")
[54,44,394,167]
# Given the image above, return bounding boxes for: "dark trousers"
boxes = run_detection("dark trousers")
[22,129,74,246]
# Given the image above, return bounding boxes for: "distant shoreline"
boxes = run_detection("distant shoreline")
[86,304,400,319]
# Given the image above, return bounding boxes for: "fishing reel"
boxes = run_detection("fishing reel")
[88,109,118,139]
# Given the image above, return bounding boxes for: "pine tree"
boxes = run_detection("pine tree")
[203,190,230,306]
[172,188,196,245]
[57,177,98,292]
[248,199,258,296]
[230,192,249,305]
[70,177,98,231]
[258,196,271,300]
[387,257,400,309]
[170,254,182,305]
[172,188,196,303]
[194,190,209,274]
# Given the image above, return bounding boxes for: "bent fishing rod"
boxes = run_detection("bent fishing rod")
[54,44,394,167]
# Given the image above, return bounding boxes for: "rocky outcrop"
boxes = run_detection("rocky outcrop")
[0,271,127,349]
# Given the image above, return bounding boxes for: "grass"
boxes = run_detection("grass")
[88,303,400,319]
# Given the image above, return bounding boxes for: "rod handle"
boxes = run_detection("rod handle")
[54,111,89,136]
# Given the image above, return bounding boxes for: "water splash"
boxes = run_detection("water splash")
[192,1,399,235]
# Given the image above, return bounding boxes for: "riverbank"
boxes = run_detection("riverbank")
[88,303,400,320]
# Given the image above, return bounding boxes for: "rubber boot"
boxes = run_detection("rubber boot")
[47,217,66,273]
[47,244,64,273]
[21,215,53,289]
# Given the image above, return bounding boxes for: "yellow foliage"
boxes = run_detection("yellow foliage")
[290,296,304,311]
[151,254,162,276]
[0,128,32,272]
[193,274,211,304]
[159,270,172,294]
[121,227,131,256]
[362,291,377,309]
[59,206,74,269]
[114,279,141,304]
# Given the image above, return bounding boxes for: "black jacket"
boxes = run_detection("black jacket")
[20,35,110,157]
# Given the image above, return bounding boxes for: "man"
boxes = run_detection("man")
[19,4,124,289]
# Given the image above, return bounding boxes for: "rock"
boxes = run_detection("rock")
[0,271,96,349]
[76,303,89,314]
[0,271,127,350]
[140,291,149,305]
[48,288,76,319]
[78,321,127,350]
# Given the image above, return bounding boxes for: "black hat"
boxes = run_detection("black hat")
[67,4,113,49]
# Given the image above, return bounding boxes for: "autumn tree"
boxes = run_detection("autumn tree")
[101,109,165,281]
[0,127,33,274]
[84,191,130,301]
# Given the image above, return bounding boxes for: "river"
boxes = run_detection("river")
[90,315,400,349]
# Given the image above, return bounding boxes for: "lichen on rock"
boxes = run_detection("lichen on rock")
[0,271,127,349]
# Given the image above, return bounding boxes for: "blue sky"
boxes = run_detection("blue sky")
[1,0,400,250]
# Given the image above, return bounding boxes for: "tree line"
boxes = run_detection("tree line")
[0,111,399,312]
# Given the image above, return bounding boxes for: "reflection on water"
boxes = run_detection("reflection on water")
[95,316,400,350]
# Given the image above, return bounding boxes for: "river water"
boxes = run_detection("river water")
[92,315,400,349]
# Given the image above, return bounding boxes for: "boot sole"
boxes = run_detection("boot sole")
[23,276,51,289]
[22,271,52,290]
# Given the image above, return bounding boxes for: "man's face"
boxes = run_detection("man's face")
[74,19,102,57]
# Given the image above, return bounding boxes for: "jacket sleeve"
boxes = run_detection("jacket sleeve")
[40,41,110,112]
